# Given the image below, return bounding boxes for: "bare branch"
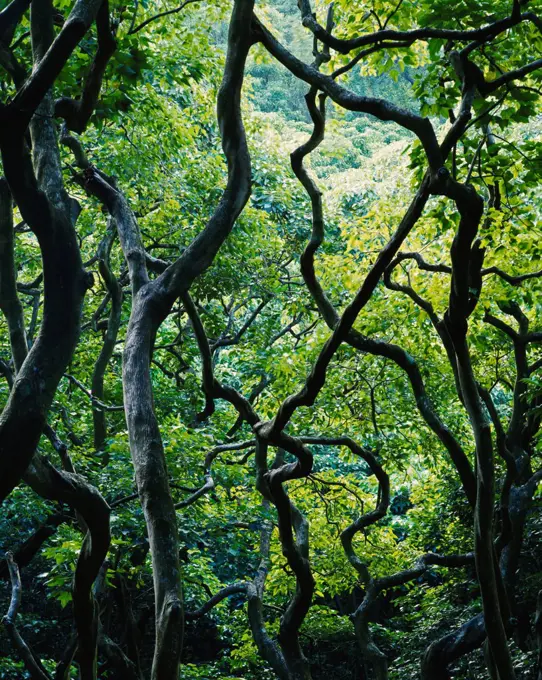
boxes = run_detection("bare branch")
[185,583,248,620]
[65,373,124,412]
[2,552,52,680]
[129,0,201,34]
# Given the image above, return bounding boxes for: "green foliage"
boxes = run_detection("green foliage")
[1,0,542,678]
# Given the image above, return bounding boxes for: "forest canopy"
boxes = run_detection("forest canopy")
[0,0,542,678]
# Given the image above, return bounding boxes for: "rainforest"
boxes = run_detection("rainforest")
[0,0,542,678]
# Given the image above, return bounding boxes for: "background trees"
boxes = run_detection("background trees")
[0,0,541,678]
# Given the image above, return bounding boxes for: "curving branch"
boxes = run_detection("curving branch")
[255,86,477,487]
[384,259,440,324]
[183,292,315,677]
[174,440,253,510]
[66,373,124,412]
[0,514,67,582]
[0,154,110,680]
[304,435,473,678]
[0,0,93,504]
[296,0,540,55]
[281,32,525,676]
[59,3,257,678]
[129,0,201,34]
[388,251,451,275]
[254,170,434,441]
[308,435,389,676]
[288,80,476,510]
[252,67,481,452]
[212,296,271,351]
[55,0,117,133]
[2,0,104,130]
[484,58,542,94]
[0,0,31,45]
[2,552,52,680]
[0,178,28,373]
[90,219,123,450]
[185,512,291,678]
[23,456,111,680]
[185,582,248,620]
[227,373,270,436]
[482,265,542,286]
[436,174,517,676]
[0,39,26,88]
[252,15,443,172]
[383,253,467,402]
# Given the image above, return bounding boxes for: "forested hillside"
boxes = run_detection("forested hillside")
[0,0,541,678]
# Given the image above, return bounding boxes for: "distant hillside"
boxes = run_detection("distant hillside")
[245,0,418,181]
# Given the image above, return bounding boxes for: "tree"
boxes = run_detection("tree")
[0,0,541,678]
